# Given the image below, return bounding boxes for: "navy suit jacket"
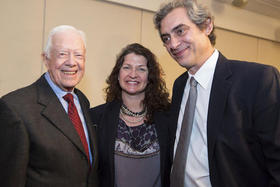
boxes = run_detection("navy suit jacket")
[0,74,99,187]
[170,53,280,187]
[90,100,172,187]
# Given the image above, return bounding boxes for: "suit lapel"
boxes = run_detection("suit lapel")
[207,54,232,163]
[103,101,121,176]
[75,89,98,166]
[170,72,188,142]
[105,101,121,152]
[36,76,87,158]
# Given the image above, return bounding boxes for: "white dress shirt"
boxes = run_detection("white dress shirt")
[173,49,219,186]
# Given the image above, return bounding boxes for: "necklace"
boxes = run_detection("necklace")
[120,110,145,124]
[121,104,147,117]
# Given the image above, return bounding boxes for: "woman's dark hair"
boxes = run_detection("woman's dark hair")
[105,43,170,123]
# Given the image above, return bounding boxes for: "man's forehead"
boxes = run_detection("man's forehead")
[160,7,188,34]
[52,34,85,48]
[52,31,83,42]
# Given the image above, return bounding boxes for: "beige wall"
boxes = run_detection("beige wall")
[1,0,279,107]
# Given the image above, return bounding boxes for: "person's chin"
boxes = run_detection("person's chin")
[61,81,78,91]
[123,89,144,96]
[175,57,186,66]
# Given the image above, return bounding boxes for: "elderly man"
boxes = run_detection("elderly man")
[154,1,280,187]
[0,25,98,187]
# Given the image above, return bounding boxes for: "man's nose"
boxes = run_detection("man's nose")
[169,35,181,49]
[66,53,76,66]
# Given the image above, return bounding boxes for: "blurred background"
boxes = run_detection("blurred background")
[0,0,279,107]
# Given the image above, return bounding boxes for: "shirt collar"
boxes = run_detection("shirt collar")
[44,72,74,98]
[189,49,219,89]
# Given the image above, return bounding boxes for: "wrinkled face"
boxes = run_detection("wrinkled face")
[118,53,149,98]
[43,30,85,91]
[160,7,213,74]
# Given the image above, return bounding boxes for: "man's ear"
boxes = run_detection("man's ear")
[41,52,46,60]
[41,52,49,68]
[205,18,213,35]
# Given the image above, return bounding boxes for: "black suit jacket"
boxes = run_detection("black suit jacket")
[90,100,172,187]
[0,74,99,187]
[170,53,280,187]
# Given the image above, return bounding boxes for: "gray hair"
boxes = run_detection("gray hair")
[44,25,86,58]
[154,0,216,45]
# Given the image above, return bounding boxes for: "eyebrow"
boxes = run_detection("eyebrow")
[53,48,84,52]
[160,24,186,38]
[172,24,185,32]
[137,64,147,67]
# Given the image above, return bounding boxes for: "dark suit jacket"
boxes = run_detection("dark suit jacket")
[90,100,172,187]
[170,53,280,187]
[0,74,99,187]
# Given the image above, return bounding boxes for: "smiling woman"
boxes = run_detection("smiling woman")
[90,43,172,187]
[118,53,148,98]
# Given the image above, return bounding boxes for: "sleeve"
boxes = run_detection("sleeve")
[0,99,29,187]
[89,104,106,125]
[254,66,280,185]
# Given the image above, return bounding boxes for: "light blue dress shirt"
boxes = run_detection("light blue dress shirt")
[44,72,92,163]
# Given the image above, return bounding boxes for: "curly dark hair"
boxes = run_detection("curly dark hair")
[105,43,170,124]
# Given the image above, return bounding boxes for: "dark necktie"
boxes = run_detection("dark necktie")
[170,77,198,187]
[63,93,90,162]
